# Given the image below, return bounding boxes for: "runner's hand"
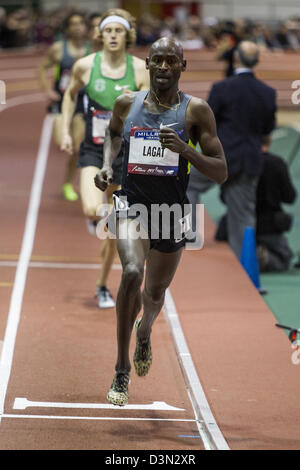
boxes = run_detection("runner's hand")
[122,89,136,96]
[46,90,61,102]
[159,127,186,154]
[94,166,113,192]
[61,134,73,155]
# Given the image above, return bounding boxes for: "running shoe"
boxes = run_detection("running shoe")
[86,219,98,236]
[61,183,78,201]
[133,317,153,377]
[107,370,130,406]
[96,286,115,309]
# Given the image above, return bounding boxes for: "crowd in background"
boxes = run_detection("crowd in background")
[1,5,300,52]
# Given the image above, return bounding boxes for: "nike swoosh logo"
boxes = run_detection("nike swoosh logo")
[160,122,179,129]
[114,85,130,91]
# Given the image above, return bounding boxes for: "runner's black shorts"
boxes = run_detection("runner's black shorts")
[106,192,192,253]
[77,141,123,186]
[47,94,85,115]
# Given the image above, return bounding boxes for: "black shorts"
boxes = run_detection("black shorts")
[107,192,191,253]
[47,94,84,115]
[77,141,123,185]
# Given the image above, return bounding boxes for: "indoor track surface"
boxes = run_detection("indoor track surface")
[1,48,300,451]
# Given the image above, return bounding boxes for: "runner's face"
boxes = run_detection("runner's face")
[89,17,101,41]
[102,22,127,52]
[67,15,87,39]
[147,46,185,91]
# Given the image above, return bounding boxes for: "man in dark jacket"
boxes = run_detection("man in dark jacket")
[216,137,297,271]
[255,137,297,271]
[207,40,277,258]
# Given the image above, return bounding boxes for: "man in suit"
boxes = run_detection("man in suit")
[215,136,297,272]
[207,40,277,258]
[255,136,297,272]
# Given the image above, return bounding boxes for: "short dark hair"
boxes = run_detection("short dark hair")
[63,12,86,31]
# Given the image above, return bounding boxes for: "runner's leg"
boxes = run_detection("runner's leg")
[54,114,78,200]
[115,219,150,372]
[139,248,182,340]
[80,166,104,220]
[96,183,119,288]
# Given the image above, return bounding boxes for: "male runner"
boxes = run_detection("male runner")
[95,37,228,405]
[61,9,149,308]
[38,11,88,201]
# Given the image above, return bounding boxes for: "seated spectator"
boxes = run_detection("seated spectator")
[0,7,6,46]
[34,12,55,46]
[1,8,34,48]
[216,137,297,272]
[285,19,300,51]
[255,137,297,272]
[180,25,204,49]
[160,16,177,38]
[215,24,242,77]
[275,23,292,50]
[136,13,160,46]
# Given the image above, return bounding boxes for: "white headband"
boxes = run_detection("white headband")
[99,15,130,31]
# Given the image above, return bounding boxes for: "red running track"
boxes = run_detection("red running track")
[1,50,300,451]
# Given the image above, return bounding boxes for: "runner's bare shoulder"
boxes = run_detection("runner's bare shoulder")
[187,97,214,126]
[132,55,146,69]
[73,53,96,72]
[44,41,63,64]
[132,55,149,89]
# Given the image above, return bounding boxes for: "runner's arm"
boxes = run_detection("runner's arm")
[159,98,227,184]
[94,94,133,191]
[61,60,85,154]
[37,43,61,100]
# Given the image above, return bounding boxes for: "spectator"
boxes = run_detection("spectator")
[1,9,300,54]
[215,23,242,77]
[275,23,291,50]
[216,137,297,272]
[34,12,55,45]
[207,41,277,259]
[0,8,6,47]
[180,25,204,50]
[1,8,34,48]
[160,16,177,38]
[136,13,159,46]
[256,137,297,271]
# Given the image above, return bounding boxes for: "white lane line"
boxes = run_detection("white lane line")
[0,93,46,113]
[2,414,196,423]
[0,114,54,423]
[163,289,230,451]
[13,398,185,412]
[0,261,122,270]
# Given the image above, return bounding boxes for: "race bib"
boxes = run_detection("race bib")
[92,110,112,145]
[128,127,179,176]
